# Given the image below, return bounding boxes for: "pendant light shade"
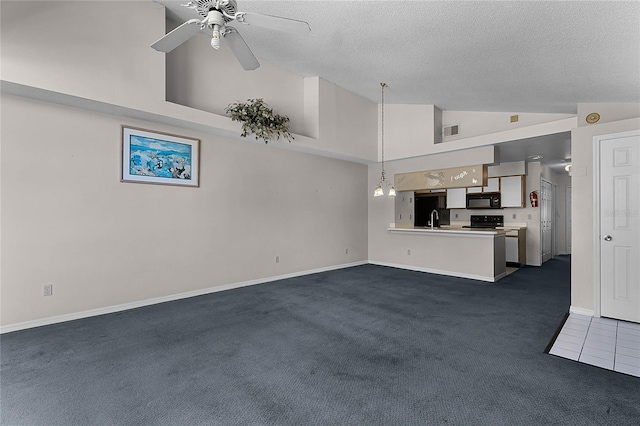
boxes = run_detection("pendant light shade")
[373,82,395,197]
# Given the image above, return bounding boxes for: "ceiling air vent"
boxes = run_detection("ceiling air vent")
[443,124,459,137]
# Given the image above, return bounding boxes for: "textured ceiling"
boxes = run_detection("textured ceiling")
[155,0,640,114]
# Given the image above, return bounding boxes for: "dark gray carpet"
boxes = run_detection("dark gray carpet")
[1,257,639,425]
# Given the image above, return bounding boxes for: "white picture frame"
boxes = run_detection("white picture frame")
[121,126,200,187]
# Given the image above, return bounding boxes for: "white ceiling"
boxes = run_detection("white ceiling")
[496,131,571,172]
[156,0,640,113]
[154,0,638,172]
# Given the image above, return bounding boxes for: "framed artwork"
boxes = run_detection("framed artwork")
[121,126,200,187]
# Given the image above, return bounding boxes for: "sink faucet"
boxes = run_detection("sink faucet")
[430,209,439,230]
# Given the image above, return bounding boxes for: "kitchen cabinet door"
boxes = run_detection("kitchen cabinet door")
[483,178,499,193]
[446,188,466,209]
[506,237,519,263]
[501,176,524,208]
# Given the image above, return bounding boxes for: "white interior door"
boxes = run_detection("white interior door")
[541,178,553,263]
[599,132,640,323]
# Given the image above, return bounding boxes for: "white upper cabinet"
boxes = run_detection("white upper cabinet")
[447,188,467,209]
[445,176,524,209]
[484,178,500,193]
[466,177,498,194]
[501,176,525,208]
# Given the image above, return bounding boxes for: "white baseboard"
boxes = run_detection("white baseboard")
[368,261,499,282]
[569,306,595,317]
[493,270,509,281]
[0,261,368,334]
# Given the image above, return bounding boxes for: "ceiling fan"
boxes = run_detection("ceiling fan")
[151,0,310,70]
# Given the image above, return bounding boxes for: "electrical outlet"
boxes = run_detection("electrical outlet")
[512,213,517,219]
[345,248,349,255]
[275,256,280,264]
[43,284,53,297]
[407,249,411,255]
[455,213,459,219]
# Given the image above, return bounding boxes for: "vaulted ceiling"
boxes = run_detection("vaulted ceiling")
[156,0,640,114]
[153,1,638,172]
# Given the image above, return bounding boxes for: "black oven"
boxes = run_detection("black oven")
[463,215,504,228]
[466,192,501,209]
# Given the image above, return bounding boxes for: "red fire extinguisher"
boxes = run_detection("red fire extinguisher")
[530,191,538,207]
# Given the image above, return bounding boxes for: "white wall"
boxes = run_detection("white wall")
[317,78,378,162]
[441,111,575,141]
[384,104,436,161]
[0,94,368,327]
[576,103,640,127]
[164,21,377,162]
[0,0,378,329]
[381,105,576,162]
[165,24,307,136]
[0,1,377,165]
[0,1,166,109]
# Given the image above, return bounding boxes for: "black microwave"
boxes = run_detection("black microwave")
[466,192,501,209]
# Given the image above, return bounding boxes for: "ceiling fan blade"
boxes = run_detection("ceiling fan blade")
[151,19,203,53]
[235,12,311,34]
[224,28,260,71]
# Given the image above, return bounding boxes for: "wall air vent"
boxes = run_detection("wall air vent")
[443,124,459,137]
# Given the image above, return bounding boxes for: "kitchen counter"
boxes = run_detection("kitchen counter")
[388,225,507,236]
[378,224,507,282]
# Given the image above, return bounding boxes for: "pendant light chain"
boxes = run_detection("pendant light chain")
[374,82,395,197]
[381,82,386,176]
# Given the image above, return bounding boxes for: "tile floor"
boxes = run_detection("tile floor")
[549,313,640,378]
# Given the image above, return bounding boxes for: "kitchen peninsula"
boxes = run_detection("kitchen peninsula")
[386,225,507,282]
[380,162,530,282]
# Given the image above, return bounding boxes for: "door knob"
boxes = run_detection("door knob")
[604,235,612,241]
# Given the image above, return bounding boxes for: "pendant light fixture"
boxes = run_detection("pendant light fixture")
[374,82,396,197]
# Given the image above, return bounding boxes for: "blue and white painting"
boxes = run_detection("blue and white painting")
[122,127,199,187]
[129,136,192,180]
